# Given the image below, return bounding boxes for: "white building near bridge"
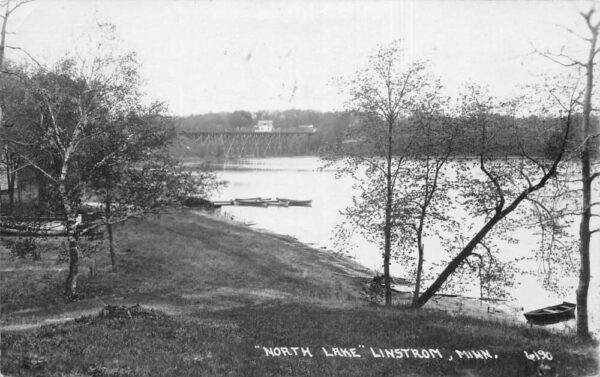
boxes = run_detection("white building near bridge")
[298,124,316,133]
[254,120,273,133]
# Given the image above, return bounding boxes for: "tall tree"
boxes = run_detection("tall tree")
[87,108,219,271]
[16,45,151,299]
[397,91,456,307]
[328,41,432,306]
[0,63,40,214]
[334,81,457,308]
[0,0,35,72]
[537,7,600,338]
[331,41,579,311]
[85,103,172,271]
[0,0,34,213]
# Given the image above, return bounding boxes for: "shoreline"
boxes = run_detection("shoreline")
[0,209,578,333]
[1,209,597,377]
[192,209,547,331]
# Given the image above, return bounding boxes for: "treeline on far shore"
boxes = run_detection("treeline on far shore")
[171,109,598,159]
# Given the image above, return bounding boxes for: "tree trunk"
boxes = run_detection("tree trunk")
[412,199,429,308]
[383,222,391,306]
[64,213,80,300]
[383,185,392,305]
[383,117,393,306]
[7,178,13,212]
[416,212,502,308]
[575,22,596,338]
[415,101,571,308]
[58,149,80,300]
[104,173,117,271]
[107,222,116,272]
[7,167,14,213]
[0,0,8,69]
[0,3,10,370]
[412,239,424,307]
[415,168,564,309]
[575,127,591,339]
[576,196,590,338]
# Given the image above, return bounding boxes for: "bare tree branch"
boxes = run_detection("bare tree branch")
[12,151,57,182]
[5,0,35,17]
[5,45,44,69]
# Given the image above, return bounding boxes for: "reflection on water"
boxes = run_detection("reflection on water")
[199,156,598,329]
[210,157,355,261]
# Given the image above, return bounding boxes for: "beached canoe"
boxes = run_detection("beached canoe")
[275,198,312,206]
[524,301,576,325]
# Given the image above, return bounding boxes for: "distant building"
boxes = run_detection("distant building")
[254,120,274,133]
[298,124,316,133]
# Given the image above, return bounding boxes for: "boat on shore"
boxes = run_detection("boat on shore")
[266,200,289,207]
[524,301,576,325]
[234,198,269,207]
[212,200,234,206]
[275,198,312,207]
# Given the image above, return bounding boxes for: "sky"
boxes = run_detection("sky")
[5,0,597,115]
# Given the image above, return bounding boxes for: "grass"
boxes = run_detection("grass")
[1,209,598,376]
[2,304,598,377]
[1,209,368,321]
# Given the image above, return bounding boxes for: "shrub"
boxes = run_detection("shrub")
[7,237,40,260]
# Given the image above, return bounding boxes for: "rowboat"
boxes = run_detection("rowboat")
[266,200,289,207]
[275,198,312,207]
[234,198,268,207]
[212,200,234,206]
[524,302,576,325]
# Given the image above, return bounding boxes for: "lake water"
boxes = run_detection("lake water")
[199,156,599,327]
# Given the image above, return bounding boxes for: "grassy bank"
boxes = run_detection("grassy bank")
[1,210,598,376]
[2,303,598,377]
[1,210,369,321]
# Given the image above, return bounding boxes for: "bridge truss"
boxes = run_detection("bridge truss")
[180,131,315,158]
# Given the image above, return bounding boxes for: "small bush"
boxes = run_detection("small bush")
[7,238,40,260]
[56,239,104,265]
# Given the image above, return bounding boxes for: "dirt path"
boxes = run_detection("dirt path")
[1,302,187,332]
[2,308,100,331]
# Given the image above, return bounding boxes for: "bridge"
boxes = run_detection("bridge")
[179,130,316,158]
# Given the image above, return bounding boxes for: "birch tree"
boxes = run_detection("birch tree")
[535,7,600,339]
[20,49,146,299]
